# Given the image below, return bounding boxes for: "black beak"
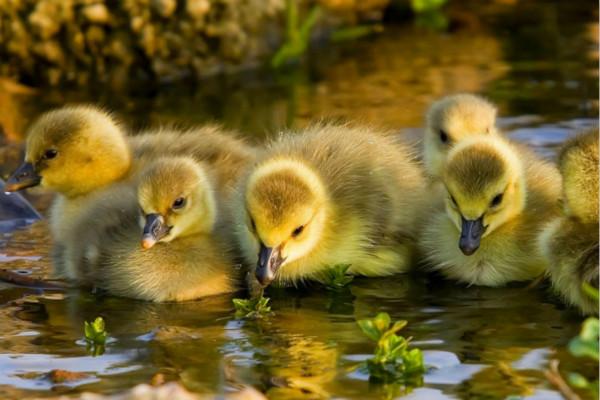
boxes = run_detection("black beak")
[255,243,285,286]
[141,213,170,249]
[5,162,41,192]
[459,216,486,256]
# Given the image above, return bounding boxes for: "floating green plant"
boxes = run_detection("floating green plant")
[84,317,107,356]
[322,264,354,290]
[233,296,272,318]
[357,312,425,383]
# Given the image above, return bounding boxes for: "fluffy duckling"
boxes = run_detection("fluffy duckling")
[70,157,238,302]
[232,123,428,287]
[424,94,498,179]
[5,106,253,276]
[538,129,599,314]
[420,135,562,286]
[5,106,130,247]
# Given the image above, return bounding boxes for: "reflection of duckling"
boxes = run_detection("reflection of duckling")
[424,94,498,179]
[5,106,253,276]
[70,157,238,302]
[420,135,561,286]
[538,129,599,315]
[232,123,428,287]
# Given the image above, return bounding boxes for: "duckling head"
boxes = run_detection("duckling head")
[5,106,130,197]
[442,136,525,255]
[558,129,599,224]
[425,94,498,178]
[243,158,329,286]
[137,157,216,249]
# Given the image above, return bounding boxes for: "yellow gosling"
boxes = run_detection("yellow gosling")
[5,105,254,278]
[424,93,498,179]
[538,129,599,314]
[232,123,429,288]
[69,157,238,302]
[420,135,562,286]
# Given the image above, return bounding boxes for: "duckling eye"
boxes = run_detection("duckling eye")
[172,197,186,210]
[439,130,449,144]
[43,149,58,160]
[292,225,304,237]
[490,193,503,207]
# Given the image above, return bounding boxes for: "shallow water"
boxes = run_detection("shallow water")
[0,1,597,399]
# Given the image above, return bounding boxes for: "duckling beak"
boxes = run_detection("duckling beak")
[5,162,41,192]
[141,213,170,249]
[256,243,285,286]
[459,216,486,256]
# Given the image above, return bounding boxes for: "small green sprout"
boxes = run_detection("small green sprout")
[566,286,599,398]
[84,317,107,356]
[322,264,354,290]
[233,296,272,318]
[357,312,425,383]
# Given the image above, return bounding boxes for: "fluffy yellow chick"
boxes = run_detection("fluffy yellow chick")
[538,129,599,314]
[420,135,562,286]
[232,123,428,287]
[69,157,238,302]
[4,105,253,277]
[424,93,498,179]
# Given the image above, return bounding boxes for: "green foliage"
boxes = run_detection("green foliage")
[322,264,354,290]
[411,0,447,13]
[84,317,107,356]
[233,296,272,318]
[271,0,321,68]
[565,285,599,398]
[357,312,425,383]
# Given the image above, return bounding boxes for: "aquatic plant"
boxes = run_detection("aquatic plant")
[271,0,321,68]
[84,317,107,356]
[322,264,354,290]
[233,296,272,318]
[357,312,425,383]
[546,285,599,400]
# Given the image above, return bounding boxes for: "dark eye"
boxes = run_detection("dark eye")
[491,193,503,207]
[292,225,304,237]
[439,130,449,144]
[43,149,58,160]
[172,197,186,209]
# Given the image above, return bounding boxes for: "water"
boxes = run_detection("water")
[0,1,597,399]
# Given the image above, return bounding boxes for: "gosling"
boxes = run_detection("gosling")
[538,129,599,315]
[232,123,429,288]
[424,94,498,179]
[4,106,253,276]
[69,157,238,302]
[420,135,562,286]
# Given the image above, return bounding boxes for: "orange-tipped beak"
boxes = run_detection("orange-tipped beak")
[141,213,170,250]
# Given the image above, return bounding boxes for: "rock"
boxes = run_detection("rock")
[46,369,90,384]
[82,4,111,25]
[186,0,210,20]
[152,0,177,18]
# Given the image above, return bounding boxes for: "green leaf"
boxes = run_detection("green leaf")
[411,0,447,13]
[358,319,382,341]
[233,296,272,318]
[568,317,599,361]
[568,372,590,388]
[373,312,391,334]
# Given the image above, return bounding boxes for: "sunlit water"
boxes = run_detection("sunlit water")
[0,1,597,399]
